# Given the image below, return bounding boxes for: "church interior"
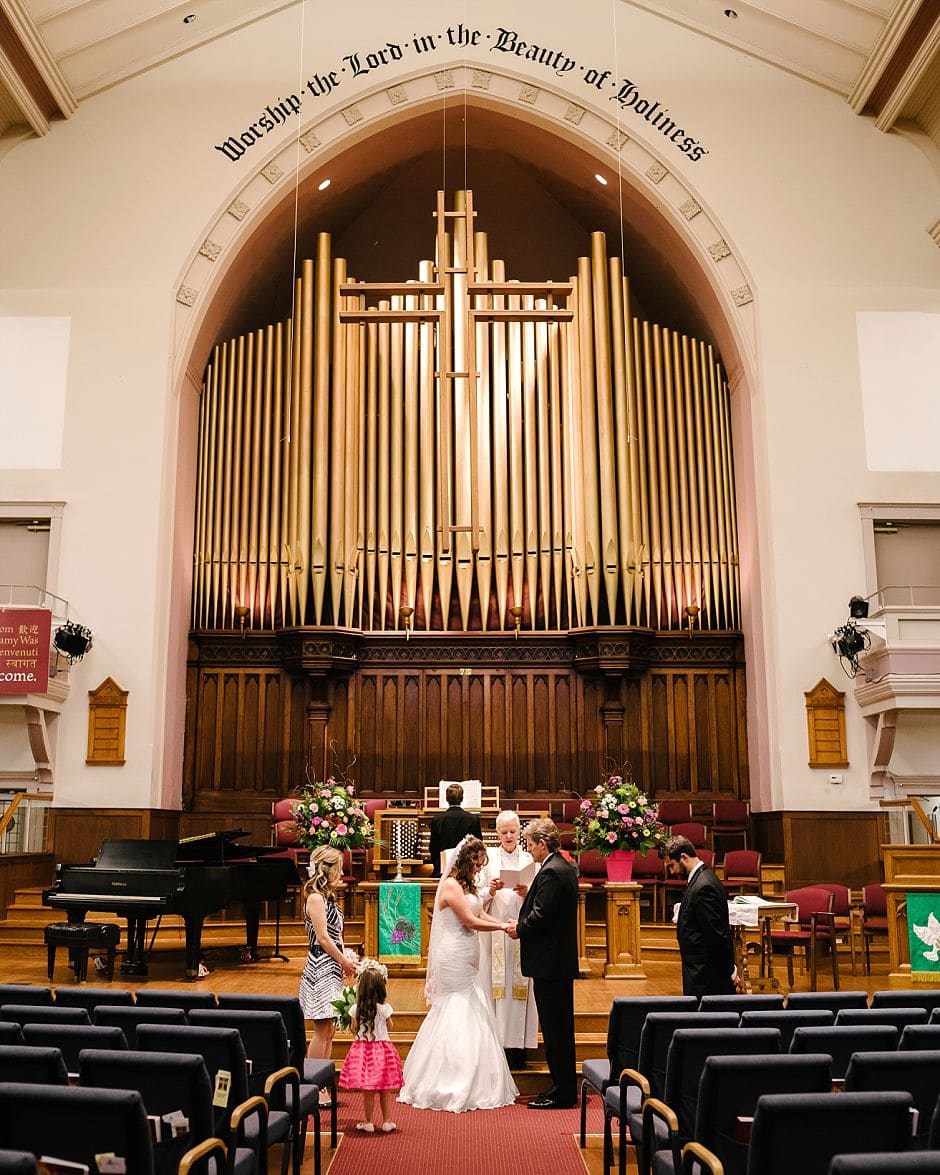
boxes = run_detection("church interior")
[1,0,940,1171]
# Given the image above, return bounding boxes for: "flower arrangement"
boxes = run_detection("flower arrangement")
[330,983,357,1030]
[573,770,666,857]
[289,773,374,852]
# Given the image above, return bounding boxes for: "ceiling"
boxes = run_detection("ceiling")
[1,0,939,145]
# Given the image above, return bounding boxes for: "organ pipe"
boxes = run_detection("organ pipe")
[192,192,740,635]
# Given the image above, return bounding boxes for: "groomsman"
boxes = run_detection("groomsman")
[508,817,579,1109]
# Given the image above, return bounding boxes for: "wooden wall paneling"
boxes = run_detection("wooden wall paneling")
[779,811,885,890]
[0,854,54,919]
[183,661,199,809]
[490,673,506,795]
[50,809,181,865]
[469,674,485,785]
[692,673,711,791]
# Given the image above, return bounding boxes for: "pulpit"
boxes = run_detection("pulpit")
[881,843,940,987]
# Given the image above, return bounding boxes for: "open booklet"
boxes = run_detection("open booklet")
[731,894,776,906]
[499,861,537,888]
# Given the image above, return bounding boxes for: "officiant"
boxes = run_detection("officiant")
[478,810,539,1068]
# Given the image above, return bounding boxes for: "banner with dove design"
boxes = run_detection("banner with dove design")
[378,881,422,961]
[907,892,940,976]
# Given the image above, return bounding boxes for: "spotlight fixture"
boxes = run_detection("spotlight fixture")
[53,621,93,664]
[595,173,608,185]
[233,604,250,635]
[723,8,738,17]
[183,13,197,23]
[848,595,869,620]
[509,605,524,639]
[318,178,331,191]
[684,603,700,633]
[399,605,414,641]
[829,618,870,677]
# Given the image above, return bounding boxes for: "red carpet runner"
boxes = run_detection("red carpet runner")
[325,1093,605,1175]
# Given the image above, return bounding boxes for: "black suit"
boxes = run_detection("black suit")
[428,805,483,875]
[675,862,735,997]
[517,851,579,1103]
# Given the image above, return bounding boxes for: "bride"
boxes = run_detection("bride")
[399,837,519,1112]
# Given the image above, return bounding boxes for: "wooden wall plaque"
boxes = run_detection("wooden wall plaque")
[87,676,128,766]
[804,677,848,768]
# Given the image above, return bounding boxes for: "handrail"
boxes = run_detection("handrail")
[0,792,24,840]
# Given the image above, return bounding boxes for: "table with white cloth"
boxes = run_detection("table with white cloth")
[727,899,798,992]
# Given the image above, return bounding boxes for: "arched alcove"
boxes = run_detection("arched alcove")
[164,71,768,814]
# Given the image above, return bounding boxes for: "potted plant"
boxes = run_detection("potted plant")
[289,773,374,853]
[573,769,666,881]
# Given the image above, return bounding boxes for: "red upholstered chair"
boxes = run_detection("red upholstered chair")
[814,882,858,976]
[271,798,310,872]
[632,851,665,921]
[711,799,750,850]
[656,800,692,827]
[862,883,888,974]
[363,799,388,819]
[576,849,609,887]
[669,821,708,848]
[557,798,581,851]
[721,849,762,896]
[764,885,838,991]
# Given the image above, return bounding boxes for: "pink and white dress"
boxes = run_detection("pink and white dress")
[339,1002,404,1092]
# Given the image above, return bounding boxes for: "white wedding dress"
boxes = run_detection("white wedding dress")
[399,894,519,1113]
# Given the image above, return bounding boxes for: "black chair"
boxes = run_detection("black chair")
[699,994,784,1013]
[581,996,698,1148]
[899,1025,940,1051]
[603,1012,739,1175]
[0,988,51,1008]
[0,1025,23,1045]
[54,986,134,1010]
[0,1151,38,1175]
[829,1157,940,1174]
[836,1007,928,1031]
[23,1023,127,1077]
[179,1138,229,1175]
[0,1082,154,1174]
[844,1050,940,1149]
[135,990,219,1012]
[739,1009,833,1052]
[138,1023,285,1175]
[216,994,337,1148]
[743,1091,913,1174]
[79,1048,250,1175]
[189,1009,313,1175]
[929,1009,940,1025]
[789,1025,900,1082]
[683,1053,832,1175]
[872,990,940,1015]
[639,1028,781,1175]
[94,1005,187,1048]
[0,1046,68,1086]
[786,991,868,1013]
[0,1005,91,1027]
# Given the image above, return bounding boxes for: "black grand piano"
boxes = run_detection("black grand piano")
[43,830,299,979]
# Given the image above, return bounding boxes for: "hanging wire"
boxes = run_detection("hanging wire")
[282,0,309,444]
[610,0,626,274]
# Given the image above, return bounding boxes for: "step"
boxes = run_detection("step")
[328,1032,608,1066]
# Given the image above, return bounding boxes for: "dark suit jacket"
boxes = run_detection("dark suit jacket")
[428,805,483,874]
[676,862,735,997]
[517,851,580,979]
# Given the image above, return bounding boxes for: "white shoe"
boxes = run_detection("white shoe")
[356,1122,375,1133]
[381,1122,397,1133]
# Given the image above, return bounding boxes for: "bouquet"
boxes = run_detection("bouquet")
[330,984,357,1031]
[290,775,374,852]
[573,769,666,857]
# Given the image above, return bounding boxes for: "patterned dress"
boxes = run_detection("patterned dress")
[339,1003,404,1091]
[299,894,344,1019]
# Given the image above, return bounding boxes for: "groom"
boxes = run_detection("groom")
[507,817,579,1109]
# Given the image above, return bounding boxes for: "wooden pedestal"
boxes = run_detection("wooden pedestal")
[603,882,646,979]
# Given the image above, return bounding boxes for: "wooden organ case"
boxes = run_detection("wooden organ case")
[184,192,748,820]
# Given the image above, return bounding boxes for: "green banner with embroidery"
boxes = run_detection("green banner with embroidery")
[907,891,940,975]
[378,882,421,960]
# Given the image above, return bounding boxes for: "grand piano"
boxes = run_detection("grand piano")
[43,830,299,979]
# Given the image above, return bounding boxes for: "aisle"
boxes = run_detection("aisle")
[325,1091,605,1175]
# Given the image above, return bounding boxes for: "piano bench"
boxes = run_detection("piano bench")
[44,922,120,984]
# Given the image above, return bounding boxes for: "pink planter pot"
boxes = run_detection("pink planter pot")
[605,849,636,882]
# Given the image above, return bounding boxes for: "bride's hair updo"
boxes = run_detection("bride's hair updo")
[449,836,486,892]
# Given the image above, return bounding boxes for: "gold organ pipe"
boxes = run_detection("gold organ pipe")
[258,325,275,627]
[670,331,693,625]
[661,327,683,627]
[576,256,600,625]
[232,332,249,627]
[564,281,586,629]
[344,305,363,627]
[548,320,564,629]
[507,287,525,625]
[590,233,619,624]
[452,192,473,631]
[490,259,510,629]
[435,232,454,626]
[239,331,256,628]
[389,296,404,630]
[608,259,633,625]
[286,278,303,623]
[364,321,378,629]
[680,335,702,626]
[418,260,436,631]
[689,340,711,624]
[652,325,676,628]
[376,305,391,629]
[269,321,285,627]
[198,349,219,628]
[622,279,644,626]
[403,287,419,627]
[193,362,207,628]
[296,259,314,625]
[329,258,348,625]
[522,299,539,630]
[473,233,493,630]
[640,322,662,627]
[699,340,721,625]
[720,370,740,626]
[709,346,732,628]
[534,301,552,629]
[631,317,651,627]
[311,234,332,624]
[246,329,264,629]
[278,321,293,627]
[218,340,236,628]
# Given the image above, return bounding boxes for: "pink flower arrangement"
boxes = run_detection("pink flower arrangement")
[290,775,373,851]
[573,770,666,857]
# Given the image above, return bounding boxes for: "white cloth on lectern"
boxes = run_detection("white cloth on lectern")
[478,845,539,1051]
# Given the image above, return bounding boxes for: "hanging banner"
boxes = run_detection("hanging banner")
[907,891,940,978]
[378,882,422,961]
[0,609,52,694]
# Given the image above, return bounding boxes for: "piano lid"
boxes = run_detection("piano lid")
[96,839,179,871]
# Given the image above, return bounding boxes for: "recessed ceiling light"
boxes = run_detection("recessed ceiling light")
[594,173,608,185]
[183,13,197,23]
[318,178,331,191]
[723,8,738,17]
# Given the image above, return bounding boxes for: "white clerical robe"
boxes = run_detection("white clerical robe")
[478,844,539,1050]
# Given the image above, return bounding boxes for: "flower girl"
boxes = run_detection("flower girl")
[339,958,404,1133]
